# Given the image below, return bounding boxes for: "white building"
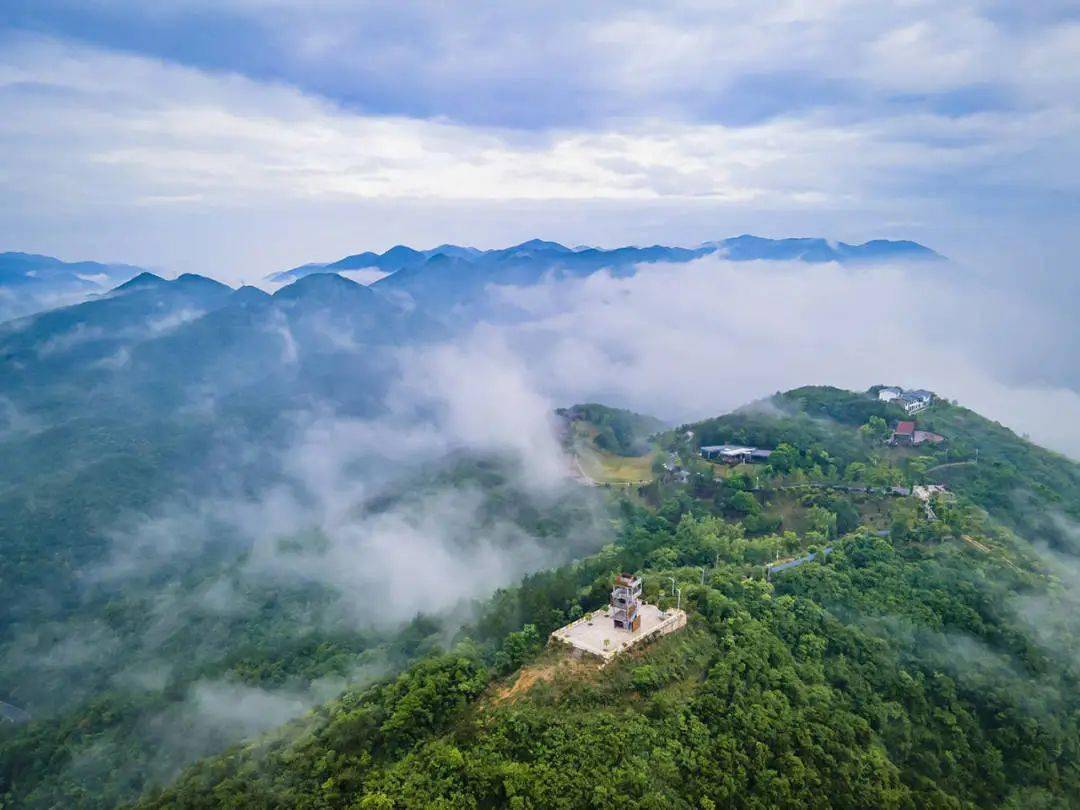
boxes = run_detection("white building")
[700,445,772,464]
[879,387,933,414]
[898,389,933,414]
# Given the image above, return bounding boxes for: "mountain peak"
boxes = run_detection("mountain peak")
[382,244,423,258]
[426,243,481,259]
[175,273,232,291]
[508,238,571,253]
[112,271,168,292]
[273,271,373,303]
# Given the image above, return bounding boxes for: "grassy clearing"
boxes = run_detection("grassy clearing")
[571,422,656,484]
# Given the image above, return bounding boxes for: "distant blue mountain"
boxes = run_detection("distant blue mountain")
[112,271,171,292]
[423,244,482,260]
[270,244,480,283]
[231,285,272,306]
[0,252,146,287]
[0,252,149,322]
[715,235,940,263]
[267,235,941,290]
[0,268,443,422]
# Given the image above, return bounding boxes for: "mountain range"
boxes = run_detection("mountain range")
[0,234,944,424]
[268,234,941,284]
[0,236,941,326]
[262,235,941,312]
[0,252,151,322]
[0,269,448,429]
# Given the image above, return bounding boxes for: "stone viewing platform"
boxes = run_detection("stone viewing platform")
[549,603,687,663]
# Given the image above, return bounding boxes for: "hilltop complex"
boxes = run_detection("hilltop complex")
[550,573,686,662]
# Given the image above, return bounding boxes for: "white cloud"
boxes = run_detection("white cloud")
[0,29,1075,264]
[84,323,597,630]
[481,256,1080,458]
[146,307,205,335]
[337,268,390,285]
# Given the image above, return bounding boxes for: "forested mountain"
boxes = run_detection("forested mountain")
[136,387,1080,809]
[3,248,1076,810]
[684,386,1080,548]
[557,403,667,456]
[0,268,604,806]
[3,382,1059,808]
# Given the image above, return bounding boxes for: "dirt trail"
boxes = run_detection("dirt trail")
[491,655,598,705]
[960,534,1022,572]
[961,534,991,553]
[494,666,557,704]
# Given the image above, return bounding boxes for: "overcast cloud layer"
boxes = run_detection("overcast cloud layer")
[0,1,1077,290]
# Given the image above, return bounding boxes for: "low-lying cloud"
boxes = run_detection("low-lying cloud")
[481,255,1080,458]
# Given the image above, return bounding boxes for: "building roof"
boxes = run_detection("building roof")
[899,390,932,403]
[913,430,945,444]
[895,421,916,435]
[702,444,772,459]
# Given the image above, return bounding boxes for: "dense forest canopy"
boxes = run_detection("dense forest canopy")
[138,494,1080,808]
[17,385,1061,809]
[3,384,1079,807]
[557,403,667,457]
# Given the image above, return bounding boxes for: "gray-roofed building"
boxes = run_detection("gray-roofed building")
[897,389,933,414]
[700,444,772,464]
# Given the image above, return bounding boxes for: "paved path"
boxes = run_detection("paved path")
[925,460,977,474]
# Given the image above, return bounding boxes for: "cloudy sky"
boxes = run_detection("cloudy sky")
[0,1,1077,282]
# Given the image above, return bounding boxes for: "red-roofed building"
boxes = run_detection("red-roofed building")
[891,421,917,445]
[890,420,946,446]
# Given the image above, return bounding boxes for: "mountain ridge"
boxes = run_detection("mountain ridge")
[266,234,943,284]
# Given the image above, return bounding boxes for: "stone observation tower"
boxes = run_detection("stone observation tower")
[550,570,685,662]
[610,572,642,631]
